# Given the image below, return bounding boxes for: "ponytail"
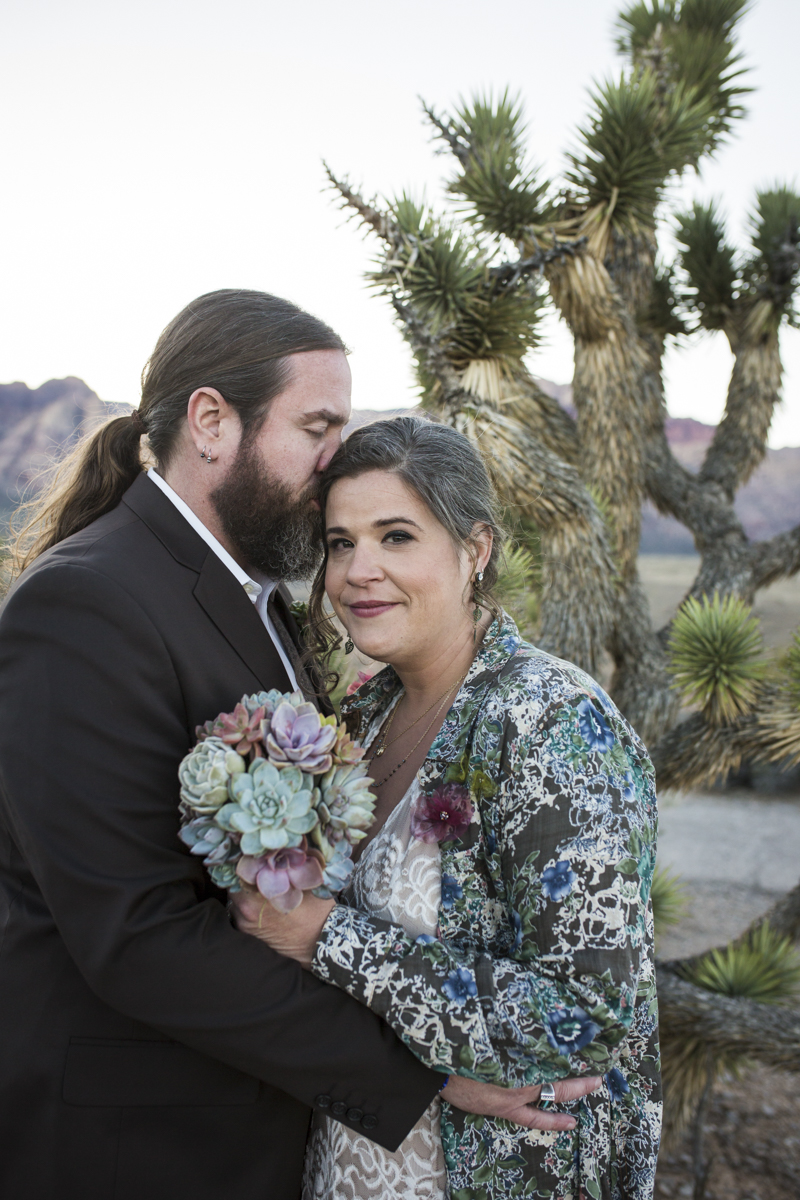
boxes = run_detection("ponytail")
[8,411,145,578]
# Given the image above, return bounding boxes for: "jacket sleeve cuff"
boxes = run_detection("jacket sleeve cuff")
[312,903,413,1011]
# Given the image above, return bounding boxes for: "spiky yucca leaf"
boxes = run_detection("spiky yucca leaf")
[784,627,800,708]
[444,92,551,240]
[650,863,689,937]
[668,593,767,724]
[566,70,713,231]
[640,265,687,337]
[675,200,737,329]
[371,195,545,375]
[369,196,483,330]
[616,0,750,155]
[495,544,540,641]
[745,186,800,320]
[682,923,800,1004]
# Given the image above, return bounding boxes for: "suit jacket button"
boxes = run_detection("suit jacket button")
[361,1114,378,1130]
[331,1101,348,1117]
[346,1107,364,1122]
[315,1094,332,1109]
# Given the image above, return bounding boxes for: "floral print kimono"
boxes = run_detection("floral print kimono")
[312,614,662,1200]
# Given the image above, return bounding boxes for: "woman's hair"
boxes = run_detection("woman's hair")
[306,414,507,688]
[8,289,345,576]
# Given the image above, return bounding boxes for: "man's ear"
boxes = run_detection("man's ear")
[186,387,240,460]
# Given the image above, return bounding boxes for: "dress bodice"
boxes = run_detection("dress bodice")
[302,712,447,1200]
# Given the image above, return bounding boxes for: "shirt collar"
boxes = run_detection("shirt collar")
[147,468,265,606]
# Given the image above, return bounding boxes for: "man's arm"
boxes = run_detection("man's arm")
[0,561,440,1150]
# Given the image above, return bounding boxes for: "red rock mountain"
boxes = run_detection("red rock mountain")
[1,379,797,552]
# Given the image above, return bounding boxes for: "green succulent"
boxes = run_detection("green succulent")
[217,760,317,854]
[682,923,800,1004]
[650,863,689,939]
[313,762,376,849]
[179,737,246,814]
[782,626,800,709]
[668,592,767,725]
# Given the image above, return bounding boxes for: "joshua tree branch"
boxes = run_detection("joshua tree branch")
[420,100,470,165]
[656,966,800,1073]
[749,522,800,590]
[324,164,401,248]
[698,337,783,501]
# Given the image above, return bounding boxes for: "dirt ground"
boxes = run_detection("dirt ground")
[653,791,800,1200]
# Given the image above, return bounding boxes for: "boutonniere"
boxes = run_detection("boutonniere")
[410,783,474,844]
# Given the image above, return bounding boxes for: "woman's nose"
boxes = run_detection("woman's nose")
[346,543,383,585]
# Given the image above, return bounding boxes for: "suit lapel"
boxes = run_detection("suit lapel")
[193,552,292,695]
[122,473,292,694]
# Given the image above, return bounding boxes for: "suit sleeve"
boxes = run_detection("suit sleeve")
[0,562,440,1148]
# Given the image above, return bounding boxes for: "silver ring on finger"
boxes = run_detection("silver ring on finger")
[538,1082,556,1106]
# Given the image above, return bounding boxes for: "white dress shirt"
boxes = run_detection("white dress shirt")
[147,469,298,691]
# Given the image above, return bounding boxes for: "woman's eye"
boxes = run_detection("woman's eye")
[327,537,353,552]
[384,530,413,545]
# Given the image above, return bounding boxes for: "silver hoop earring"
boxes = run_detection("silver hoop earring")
[200,446,207,459]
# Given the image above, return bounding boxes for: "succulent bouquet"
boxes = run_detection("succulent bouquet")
[178,691,376,911]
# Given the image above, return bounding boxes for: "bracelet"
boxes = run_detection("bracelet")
[439,1075,449,1092]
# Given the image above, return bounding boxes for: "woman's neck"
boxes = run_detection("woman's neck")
[391,612,489,705]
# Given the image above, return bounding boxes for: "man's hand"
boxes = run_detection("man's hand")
[445,1074,602,1132]
[229,885,334,968]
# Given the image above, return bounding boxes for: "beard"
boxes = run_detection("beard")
[210,442,323,582]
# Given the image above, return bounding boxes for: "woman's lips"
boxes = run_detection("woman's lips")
[347,601,399,619]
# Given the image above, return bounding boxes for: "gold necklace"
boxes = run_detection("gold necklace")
[370,671,468,788]
[373,673,469,759]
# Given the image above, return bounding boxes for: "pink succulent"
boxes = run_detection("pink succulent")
[346,671,374,697]
[331,721,367,766]
[196,702,267,758]
[266,701,337,772]
[236,839,325,912]
[411,784,474,844]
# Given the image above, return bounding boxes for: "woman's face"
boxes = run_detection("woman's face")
[324,470,489,668]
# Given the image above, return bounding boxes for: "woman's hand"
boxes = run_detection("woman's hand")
[229,886,334,969]
[446,1075,603,1132]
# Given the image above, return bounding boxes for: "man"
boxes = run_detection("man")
[0,290,585,1200]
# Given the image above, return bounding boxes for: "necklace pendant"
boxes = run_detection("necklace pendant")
[374,746,385,756]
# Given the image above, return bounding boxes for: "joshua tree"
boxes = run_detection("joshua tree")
[325,0,800,1168]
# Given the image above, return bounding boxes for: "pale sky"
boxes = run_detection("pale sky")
[1,0,798,446]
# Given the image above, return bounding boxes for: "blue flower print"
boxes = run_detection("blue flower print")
[605,1067,631,1102]
[577,697,615,753]
[500,633,522,656]
[441,874,464,910]
[541,860,577,902]
[546,1006,602,1054]
[510,909,523,952]
[442,967,478,1006]
[415,934,436,945]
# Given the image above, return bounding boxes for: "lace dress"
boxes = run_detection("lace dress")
[302,744,448,1200]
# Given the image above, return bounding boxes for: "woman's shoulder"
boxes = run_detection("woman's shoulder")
[474,636,649,759]
[479,636,611,716]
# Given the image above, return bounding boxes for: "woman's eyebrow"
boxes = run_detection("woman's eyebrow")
[373,516,422,529]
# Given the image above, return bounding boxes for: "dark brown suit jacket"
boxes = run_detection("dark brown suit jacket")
[0,473,439,1200]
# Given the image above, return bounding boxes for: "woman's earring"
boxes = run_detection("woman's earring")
[200,446,207,459]
[344,637,355,655]
[472,570,484,640]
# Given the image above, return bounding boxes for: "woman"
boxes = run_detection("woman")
[235,416,662,1199]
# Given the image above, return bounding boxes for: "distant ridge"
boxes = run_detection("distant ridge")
[1,379,797,552]
[0,378,130,513]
